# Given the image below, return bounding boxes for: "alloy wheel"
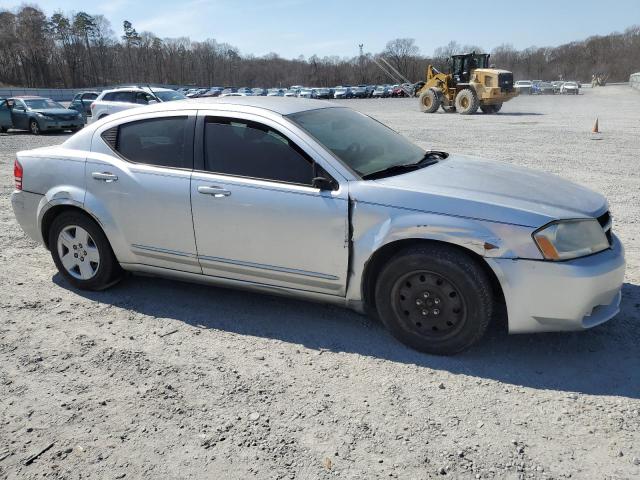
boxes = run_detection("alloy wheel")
[56,225,100,280]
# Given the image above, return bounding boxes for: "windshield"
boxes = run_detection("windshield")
[155,90,186,102]
[287,107,426,178]
[24,98,64,109]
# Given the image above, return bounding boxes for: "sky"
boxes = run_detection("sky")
[5,0,640,58]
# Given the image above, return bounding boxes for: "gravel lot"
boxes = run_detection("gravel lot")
[1,86,639,479]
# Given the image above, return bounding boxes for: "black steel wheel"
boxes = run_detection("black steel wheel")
[392,270,467,341]
[374,244,493,355]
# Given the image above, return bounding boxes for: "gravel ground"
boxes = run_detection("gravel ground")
[1,86,639,480]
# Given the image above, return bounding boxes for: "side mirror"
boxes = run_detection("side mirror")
[312,177,335,191]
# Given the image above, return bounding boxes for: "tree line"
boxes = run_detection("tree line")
[0,5,638,89]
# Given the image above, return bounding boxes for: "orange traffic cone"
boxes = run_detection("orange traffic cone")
[592,117,599,133]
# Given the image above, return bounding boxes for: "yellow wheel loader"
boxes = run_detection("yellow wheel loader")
[417,52,518,114]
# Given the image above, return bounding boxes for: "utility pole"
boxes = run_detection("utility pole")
[358,43,364,83]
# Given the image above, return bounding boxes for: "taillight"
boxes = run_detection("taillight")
[14,159,23,190]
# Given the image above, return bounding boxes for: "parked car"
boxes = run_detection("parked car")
[10,97,625,355]
[69,91,99,119]
[0,98,13,132]
[536,82,555,95]
[283,89,298,97]
[267,88,285,97]
[252,88,267,96]
[237,88,254,96]
[514,80,533,95]
[298,88,314,99]
[220,92,247,97]
[351,86,368,99]
[372,86,391,98]
[357,84,375,97]
[200,87,224,98]
[313,88,332,99]
[6,96,84,134]
[333,87,353,99]
[551,81,564,94]
[561,81,580,94]
[391,85,408,97]
[89,87,186,123]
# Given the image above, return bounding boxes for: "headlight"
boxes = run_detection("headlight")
[533,219,609,261]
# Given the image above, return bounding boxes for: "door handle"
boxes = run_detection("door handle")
[92,171,118,183]
[198,185,231,198]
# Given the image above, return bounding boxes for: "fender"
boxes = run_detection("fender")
[82,190,136,264]
[344,199,540,307]
[37,185,87,245]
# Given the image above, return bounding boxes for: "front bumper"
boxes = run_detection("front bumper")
[11,190,45,244]
[40,118,84,130]
[488,235,625,333]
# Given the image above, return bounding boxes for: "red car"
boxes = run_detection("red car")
[391,85,409,97]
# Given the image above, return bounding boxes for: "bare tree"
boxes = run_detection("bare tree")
[0,4,638,88]
[383,38,419,77]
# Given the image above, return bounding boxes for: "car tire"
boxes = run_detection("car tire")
[29,119,40,135]
[49,211,123,291]
[374,244,493,355]
[454,89,479,114]
[419,88,441,113]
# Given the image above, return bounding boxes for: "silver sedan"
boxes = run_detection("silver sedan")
[11,97,625,354]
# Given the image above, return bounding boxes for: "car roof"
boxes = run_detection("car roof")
[11,96,46,99]
[128,96,340,116]
[102,86,174,94]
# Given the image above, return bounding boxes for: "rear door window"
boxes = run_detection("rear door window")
[112,91,135,103]
[108,116,192,169]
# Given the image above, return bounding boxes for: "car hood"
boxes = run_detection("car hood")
[351,154,607,227]
[31,108,76,115]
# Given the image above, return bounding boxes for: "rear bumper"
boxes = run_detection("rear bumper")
[11,190,44,244]
[488,235,626,333]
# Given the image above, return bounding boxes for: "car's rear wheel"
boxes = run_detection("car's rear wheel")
[29,120,40,135]
[374,244,493,355]
[49,211,123,290]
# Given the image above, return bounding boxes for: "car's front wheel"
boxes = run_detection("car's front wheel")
[49,211,123,290]
[375,244,493,355]
[29,120,40,135]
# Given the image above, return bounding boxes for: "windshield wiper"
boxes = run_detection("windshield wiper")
[362,150,447,180]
